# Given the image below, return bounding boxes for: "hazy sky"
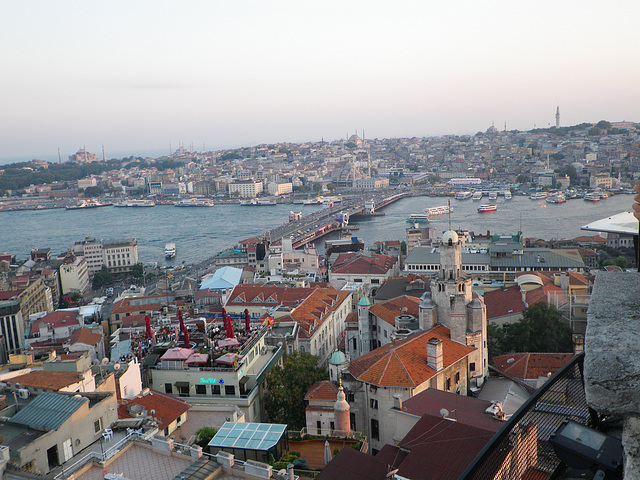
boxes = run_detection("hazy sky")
[1,1,639,163]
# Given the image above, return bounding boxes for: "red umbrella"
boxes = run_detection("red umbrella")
[178,310,184,331]
[145,315,152,338]
[225,316,234,339]
[244,308,250,330]
[183,327,190,348]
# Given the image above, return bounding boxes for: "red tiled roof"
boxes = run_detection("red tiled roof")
[290,288,351,339]
[122,314,149,327]
[0,290,21,301]
[316,446,389,480]
[118,389,190,431]
[331,252,397,275]
[9,370,84,390]
[369,295,420,326]
[348,326,475,387]
[225,284,316,309]
[69,327,102,346]
[32,311,80,331]
[493,353,575,380]
[483,286,526,320]
[304,380,338,401]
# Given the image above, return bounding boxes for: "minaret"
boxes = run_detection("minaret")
[333,380,351,436]
[357,297,371,355]
[555,105,561,129]
[102,144,106,162]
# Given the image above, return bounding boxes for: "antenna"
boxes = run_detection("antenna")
[448,200,452,231]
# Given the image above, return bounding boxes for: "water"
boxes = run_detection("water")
[0,194,633,266]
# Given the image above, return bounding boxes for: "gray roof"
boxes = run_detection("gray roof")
[405,247,490,266]
[490,251,584,269]
[10,392,87,431]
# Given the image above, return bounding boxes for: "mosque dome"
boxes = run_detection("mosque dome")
[442,230,459,245]
[357,296,371,306]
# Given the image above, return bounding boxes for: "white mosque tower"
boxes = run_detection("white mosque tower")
[418,229,489,388]
[556,105,561,129]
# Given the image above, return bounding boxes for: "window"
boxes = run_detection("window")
[225,385,236,396]
[455,372,460,384]
[330,421,335,431]
[165,383,172,394]
[94,419,102,434]
[213,385,221,395]
[317,421,322,435]
[446,378,451,391]
[384,330,387,338]
[347,392,355,403]
[470,362,476,372]
[196,385,207,395]
[370,398,378,409]
[371,419,380,440]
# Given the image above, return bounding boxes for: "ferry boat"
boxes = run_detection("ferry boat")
[322,196,342,205]
[114,199,155,207]
[174,198,215,207]
[454,191,473,200]
[164,243,176,259]
[546,194,566,204]
[406,213,431,224]
[477,204,497,213]
[488,191,498,201]
[424,205,452,216]
[504,191,513,200]
[598,192,609,200]
[472,191,483,201]
[66,199,112,210]
[240,198,277,206]
[530,192,548,200]
[584,193,601,202]
[302,196,323,205]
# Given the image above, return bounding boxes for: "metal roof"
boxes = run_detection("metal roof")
[581,211,638,236]
[208,422,287,451]
[10,392,87,431]
[490,251,584,268]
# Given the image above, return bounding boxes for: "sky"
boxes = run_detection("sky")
[1,1,639,163]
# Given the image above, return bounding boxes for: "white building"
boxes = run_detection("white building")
[59,256,90,295]
[73,238,139,274]
[229,180,264,198]
[267,182,293,196]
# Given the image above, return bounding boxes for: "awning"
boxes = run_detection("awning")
[239,376,249,385]
[174,381,190,388]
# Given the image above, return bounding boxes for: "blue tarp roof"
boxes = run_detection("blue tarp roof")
[200,267,243,291]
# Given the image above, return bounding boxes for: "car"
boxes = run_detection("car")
[105,287,114,297]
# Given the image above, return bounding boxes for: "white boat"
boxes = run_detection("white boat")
[546,194,566,204]
[174,198,215,207]
[240,198,277,206]
[477,204,497,213]
[454,191,473,200]
[424,205,452,216]
[407,213,431,224]
[302,196,323,205]
[472,191,483,201]
[114,199,155,207]
[584,193,601,202]
[66,199,112,210]
[164,243,176,259]
[530,192,548,200]
[322,196,342,205]
[488,191,498,201]
[504,191,512,200]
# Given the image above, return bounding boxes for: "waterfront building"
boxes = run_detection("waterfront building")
[72,237,139,275]
[266,181,292,196]
[228,180,263,198]
[213,249,248,268]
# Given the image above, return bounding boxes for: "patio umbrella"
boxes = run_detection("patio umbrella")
[145,315,152,338]
[226,316,234,339]
[324,441,332,466]
[244,309,250,330]
[178,310,184,331]
[183,327,190,348]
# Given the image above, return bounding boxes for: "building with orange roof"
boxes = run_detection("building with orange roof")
[6,368,96,394]
[279,287,352,364]
[65,327,105,362]
[329,252,399,294]
[118,389,190,438]
[224,284,316,319]
[493,352,575,388]
[109,294,175,330]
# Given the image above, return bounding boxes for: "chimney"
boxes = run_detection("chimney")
[287,464,295,480]
[393,394,403,410]
[426,338,443,371]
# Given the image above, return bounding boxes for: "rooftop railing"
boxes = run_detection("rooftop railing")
[459,353,594,480]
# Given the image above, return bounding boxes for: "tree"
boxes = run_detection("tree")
[516,174,529,184]
[500,303,573,353]
[264,352,328,430]
[487,323,506,361]
[616,256,628,269]
[326,183,336,192]
[131,262,144,278]
[312,183,323,192]
[400,241,407,255]
[556,181,563,190]
[195,426,217,451]
[92,266,113,289]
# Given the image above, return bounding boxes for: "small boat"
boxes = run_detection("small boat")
[584,193,601,202]
[406,213,431,223]
[504,191,513,200]
[546,194,566,204]
[240,198,277,206]
[174,198,215,207]
[164,243,176,259]
[530,192,548,200]
[454,191,473,200]
[302,196,323,205]
[488,191,498,201]
[114,199,155,207]
[477,204,497,213]
[66,199,112,210]
[424,205,452,216]
[472,191,483,201]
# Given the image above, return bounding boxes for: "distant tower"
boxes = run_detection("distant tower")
[357,297,371,355]
[102,144,106,162]
[555,105,561,129]
[333,380,351,436]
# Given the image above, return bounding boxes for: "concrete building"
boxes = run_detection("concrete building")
[229,180,263,198]
[59,256,90,296]
[267,182,293,196]
[73,237,139,275]
[0,295,24,354]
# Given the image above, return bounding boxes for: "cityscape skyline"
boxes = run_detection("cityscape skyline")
[1,0,638,162]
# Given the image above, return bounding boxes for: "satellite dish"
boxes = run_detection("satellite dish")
[440,408,449,418]
[113,363,121,370]
[101,357,109,364]
[150,409,156,415]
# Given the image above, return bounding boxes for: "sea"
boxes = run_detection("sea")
[0,194,634,267]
